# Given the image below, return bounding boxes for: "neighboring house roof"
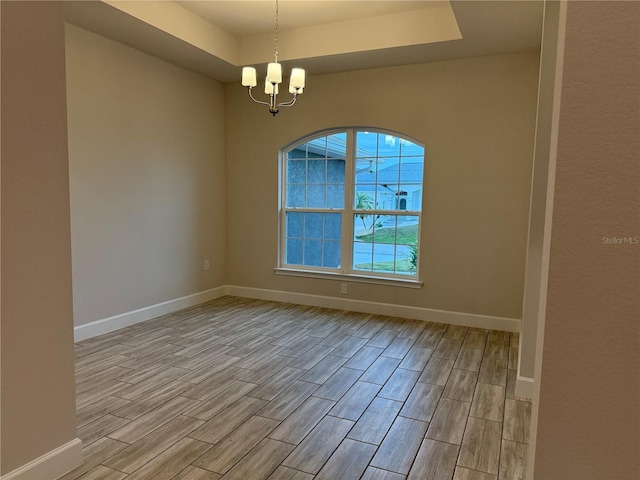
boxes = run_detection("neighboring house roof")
[356,162,424,184]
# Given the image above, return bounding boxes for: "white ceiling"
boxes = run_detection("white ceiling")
[64,1,543,84]
[177,1,441,36]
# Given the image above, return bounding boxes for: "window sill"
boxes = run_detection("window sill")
[274,267,423,289]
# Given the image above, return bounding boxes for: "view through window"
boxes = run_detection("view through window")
[281,128,424,280]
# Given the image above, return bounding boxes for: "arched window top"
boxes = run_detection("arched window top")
[279,128,425,283]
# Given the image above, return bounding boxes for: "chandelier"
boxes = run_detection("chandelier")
[241,0,305,116]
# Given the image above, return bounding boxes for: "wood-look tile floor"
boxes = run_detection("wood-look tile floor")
[65,296,531,480]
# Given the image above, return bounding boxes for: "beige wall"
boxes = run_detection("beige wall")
[1,2,78,474]
[533,1,640,478]
[225,53,539,319]
[65,24,227,326]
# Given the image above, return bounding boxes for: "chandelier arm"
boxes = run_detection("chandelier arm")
[247,87,272,107]
[277,95,298,108]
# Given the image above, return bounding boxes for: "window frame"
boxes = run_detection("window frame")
[277,127,424,287]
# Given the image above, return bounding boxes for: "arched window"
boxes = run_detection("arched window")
[279,128,424,281]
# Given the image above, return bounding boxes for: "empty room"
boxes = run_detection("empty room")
[1,1,638,480]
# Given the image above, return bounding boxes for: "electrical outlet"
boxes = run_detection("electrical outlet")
[340,283,348,294]
[204,259,210,271]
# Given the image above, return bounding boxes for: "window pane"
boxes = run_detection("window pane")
[304,213,323,238]
[375,158,400,184]
[400,139,423,157]
[354,131,424,213]
[287,159,306,183]
[399,159,423,183]
[307,159,325,183]
[378,133,401,157]
[354,189,376,212]
[397,185,422,211]
[324,213,342,240]
[287,146,307,159]
[354,158,377,184]
[355,131,378,156]
[327,159,345,183]
[326,184,344,209]
[353,214,419,274]
[287,185,305,208]
[373,216,397,244]
[353,242,373,272]
[323,241,341,268]
[303,239,322,266]
[307,136,327,157]
[395,244,417,276]
[286,212,303,237]
[326,133,347,159]
[306,185,325,208]
[372,243,396,272]
[285,213,342,269]
[286,238,303,265]
[397,215,419,245]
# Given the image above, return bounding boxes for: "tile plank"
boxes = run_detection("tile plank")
[418,357,454,386]
[173,466,222,480]
[478,357,508,387]
[282,416,354,474]
[266,466,314,480]
[426,398,471,445]
[347,397,403,445]
[398,346,433,371]
[344,346,384,371]
[458,417,502,475]
[407,438,459,480]
[399,382,443,422]
[258,380,319,421]
[269,396,335,445]
[108,395,198,444]
[378,368,420,402]
[124,438,210,480]
[299,355,347,384]
[188,396,267,444]
[470,383,505,423]
[454,468,496,480]
[103,415,204,473]
[443,369,478,402]
[328,381,381,421]
[370,416,429,475]
[499,440,528,480]
[194,415,280,474]
[221,438,295,480]
[315,438,377,480]
[361,468,406,480]
[503,399,531,444]
[360,356,402,385]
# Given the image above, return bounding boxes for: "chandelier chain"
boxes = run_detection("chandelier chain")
[274,0,279,61]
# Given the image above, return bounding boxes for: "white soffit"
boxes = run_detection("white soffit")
[238,3,461,64]
[63,1,542,83]
[100,0,460,64]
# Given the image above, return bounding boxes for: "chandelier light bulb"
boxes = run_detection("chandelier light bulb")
[265,80,279,95]
[241,67,257,87]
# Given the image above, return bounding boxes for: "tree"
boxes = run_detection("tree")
[355,192,375,229]
[407,244,418,272]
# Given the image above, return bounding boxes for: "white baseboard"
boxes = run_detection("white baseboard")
[1,438,82,480]
[74,284,521,342]
[74,286,227,342]
[516,375,535,398]
[226,285,521,332]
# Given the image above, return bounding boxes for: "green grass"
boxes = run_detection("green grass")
[355,224,418,244]
[354,259,415,274]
